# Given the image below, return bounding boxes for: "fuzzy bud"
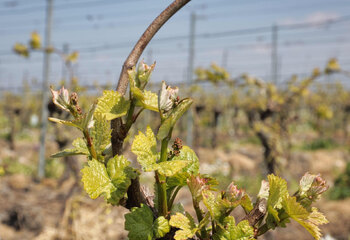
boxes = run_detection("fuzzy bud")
[50,86,70,112]
[226,182,245,201]
[297,173,328,208]
[158,81,179,112]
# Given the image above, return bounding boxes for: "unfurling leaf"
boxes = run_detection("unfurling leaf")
[158,81,179,113]
[257,180,270,200]
[128,61,155,90]
[157,98,193,140]
[51,138,89,158]
[266,174,289,225]
[297,173,328,209]
[137,60,156,88]
[225,182,253,212]
[81,102,96,130]
[95,90,130,120]
[50,86,70,112]
[187,175,212,205]
[48,117,82,129]
[131,87,159,112]
[129,67,158,112]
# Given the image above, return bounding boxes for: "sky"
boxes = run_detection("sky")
[0,0,350,92]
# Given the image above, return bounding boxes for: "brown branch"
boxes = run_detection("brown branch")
[116,0,191,95]
[110,0,191,210]
[243,198,267,227]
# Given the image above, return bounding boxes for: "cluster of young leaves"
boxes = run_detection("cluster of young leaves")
[123,171,328,240]
[257,173,328,239]
[49,62,161,205]
[49,61,330,239]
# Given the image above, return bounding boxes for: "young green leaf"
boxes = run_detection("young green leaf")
[131,126,158,171]
[48,117,83,130]
[125,204,169,240]
[106,155,138,205]
[202,190,233,224]
[157,98,193,140]
[214,217,254,240]
[95,90,130,120]
[267,174,288,209]
[153,216,170,238]
[169,212,198,240]
[51,138,89,158]
[81,102,96,130]
[167,146,200,188]
[154,160,189,177]
[81,155,137,204]
[91,113,111,160]
[81,159,116,200]
[282,196,328,240]
[172,146,199,174]
[265,174,289,225]
[129,65,158,111]
[125,204,154,240]
[198,212,210,230]
[133,89,159,112]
